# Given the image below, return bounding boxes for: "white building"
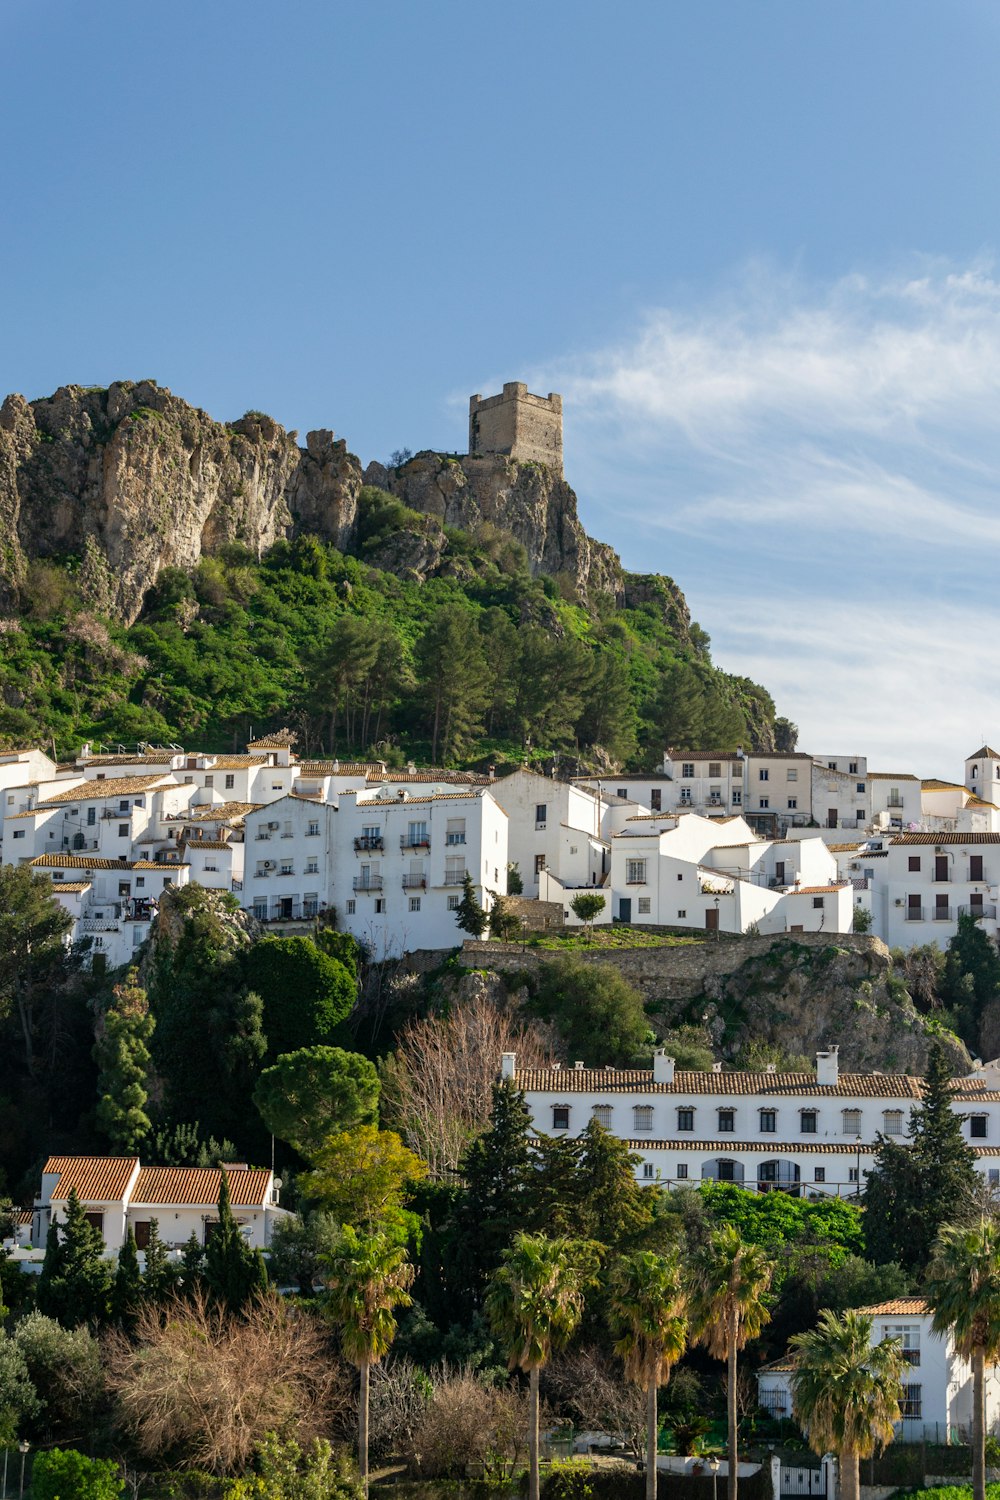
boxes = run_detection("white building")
[758,1297,1000,1442]
[510,1049,1000,1197]
[869,772,922,832]
[243,793,336,926]
[31,852,191,967]
[810,755,870,834]
[609,812,852,936]
[32,1155,286,1256]
[491,768,639,900]
[871,832,1000,949]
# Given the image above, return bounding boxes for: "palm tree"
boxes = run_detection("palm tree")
[323,1227,414,1493]
[486,1231,599,1500]
[608,1249,688,1500]
[790,1308,905,1500]
[925,1218,1000,1500]
[688,1223,773,1500]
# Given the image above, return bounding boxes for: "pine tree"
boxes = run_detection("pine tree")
[112,1225,143,1327]
[180,1232,205,1292]
[142,1218,175,1304]
[37,1188,113,1325]
[203,1169,268,1312]
[864,1042,978,1271]
[576,1118,655,1248]
[454,874,488,938]
[94,967,155,1153]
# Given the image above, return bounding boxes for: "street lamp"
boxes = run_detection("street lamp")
[855,1134,863,1198]
[17,1441,29,1500]
[709,1454,720,1500]
[521,916,528,953]
[714,895,720,942]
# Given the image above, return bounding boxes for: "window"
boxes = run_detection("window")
[638,897,651,914]
[717,1159,736,1182]
[857,783,866,793]
[901,1385,922,1419]
[409,896,421,912]
[592,1105,613,1128]
[828,761,837,770]
[679,788,692,805]
[908,856,921,872]
[971,1115,988,1139]
[618,787,628,800]
[11,829,23,840]
[883,1110,904,1136]
[374,898,385,913]
[788,798,798,810]
[732,789,742,805]
[849,762,858,775]
[535,803,547,825]
[87,807,96,825]
[787,769,798,782]
[812,896,824,909]
[305,858,318,874]
[848,1166,859,1183]
[677,1108,694,1132]
[800,1110,817,1134]
[718,1109,735,1132]
[253,899,267,919]
[446,819,467,845]
[552,1106,570,1131]
[971,854,985,881]
[887,1325,920,1365]
[842,1109,862,1135]
[708,762,722,778]
[626,859,647,884]
[118,823,129,837]
[279,861,293,876]
[633,1106,654,1135]
[447,894,461,910]
[759,1109,776,1133]
[676,1163,689,1180]
[534,854,546,875]
[759,797,769,809]
[642,1162,654,1179]
[681,763,694,778]
[84,1212,104,1234]
[303,894,319,917]
[136,877,144,889]
[346,899,356,914]
[407,820,428,846]
[759,768,769,781]
[991,1169,1000,1187]
[307,820,320,836]
[814,1167,826,1183]
[650,789,661,811]
[225,774,235,789]
[677,909,686,919]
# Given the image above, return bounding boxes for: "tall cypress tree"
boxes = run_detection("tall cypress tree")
[864,1042,977,1272]
[203,1170,268,1312]
[37,1188,113,1326]
[93,968,155,1154]
[142,1218,175,1304]
[112,1225,143,1328]
[452,1080,534,1311]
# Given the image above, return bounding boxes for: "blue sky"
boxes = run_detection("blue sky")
[4,1,1000,773]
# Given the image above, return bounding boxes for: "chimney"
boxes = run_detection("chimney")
[816,1046,839,1087]
[653,1049,676,1085]
[501,1052,516,1081]
[574,1060,585,1070]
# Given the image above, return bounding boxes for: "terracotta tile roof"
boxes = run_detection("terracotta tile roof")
[41,775,173,803]
[49,881,92,893]
[5,808,52,819]
[855,850,888,858]
[968,747,1000,762]
[296,760,382,776]
[759,1355,799,1373]
[621,1137,872,1155]
[79,751,180,765]
[868,772,920,781]
[208,755,269,769]
[44,1155,139,1202]
[371,770,493,785]
[13,1209,32,1226]
[786,884,850,895]
[921,780,968,794]
[246,732,297,749]
[132,1166,271,1207]
[174,802,261,822]
[856,1297,929,1316]
[668,752,744,763]
[33,854,189,870]
[828,843,863,852]
[360,790,490,805]
[519,1067,1000,1102]
[893,833,1000,846]
[184,839,232,851]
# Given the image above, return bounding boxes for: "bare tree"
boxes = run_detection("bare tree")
[407,1366,530,1480]
[105,1291,353,1473]
[379,992,555,1177]
[546,1348,646,1460]
[368,1357,431,1461]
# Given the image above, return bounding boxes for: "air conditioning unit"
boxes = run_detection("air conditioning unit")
[268,822,279,831]
[263,861,275,870]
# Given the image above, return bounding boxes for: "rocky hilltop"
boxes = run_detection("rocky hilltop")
[0,380,630,624]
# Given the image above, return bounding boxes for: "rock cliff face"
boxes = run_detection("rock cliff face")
[382,451,626,605]
[0,382,632,623]
[0,382,362,623]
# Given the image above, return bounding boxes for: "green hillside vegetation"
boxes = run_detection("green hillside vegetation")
[0,488,777,766]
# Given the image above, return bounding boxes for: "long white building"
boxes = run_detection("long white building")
[510,1047,1000,1197]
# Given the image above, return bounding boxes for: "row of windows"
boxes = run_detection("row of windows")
[552,1103,954,1136]
[342,894,463,917]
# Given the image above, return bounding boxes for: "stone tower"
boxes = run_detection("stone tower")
[468,382,563,476]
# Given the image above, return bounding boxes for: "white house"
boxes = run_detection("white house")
[810,755,870,834]
[31,852,191,967]
[32,1155,287,1257]
[758,1297,1000,1442]
[872,832,1000,949]
[490,768,639,900]
[509,1049,1000,1198]
[609,812,852,936]
[869,772,922,832]
[242,793,336,926]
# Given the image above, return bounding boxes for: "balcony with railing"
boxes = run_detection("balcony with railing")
[904,907,925,921]
[400,835,431,850]
[354,835,384,852]
[932,906,955,922]
[960,903,998,920]
[401,874,427,890]
[353,876,384,892]
[442,869,469,886]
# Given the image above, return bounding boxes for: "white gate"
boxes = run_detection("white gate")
[780,1464,827,1497]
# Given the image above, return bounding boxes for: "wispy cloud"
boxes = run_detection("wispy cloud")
[530,261,1000,774]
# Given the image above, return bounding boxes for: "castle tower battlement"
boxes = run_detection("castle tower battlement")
[468,382,563,476]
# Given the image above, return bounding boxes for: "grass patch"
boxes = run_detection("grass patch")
[524,926,704,952]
